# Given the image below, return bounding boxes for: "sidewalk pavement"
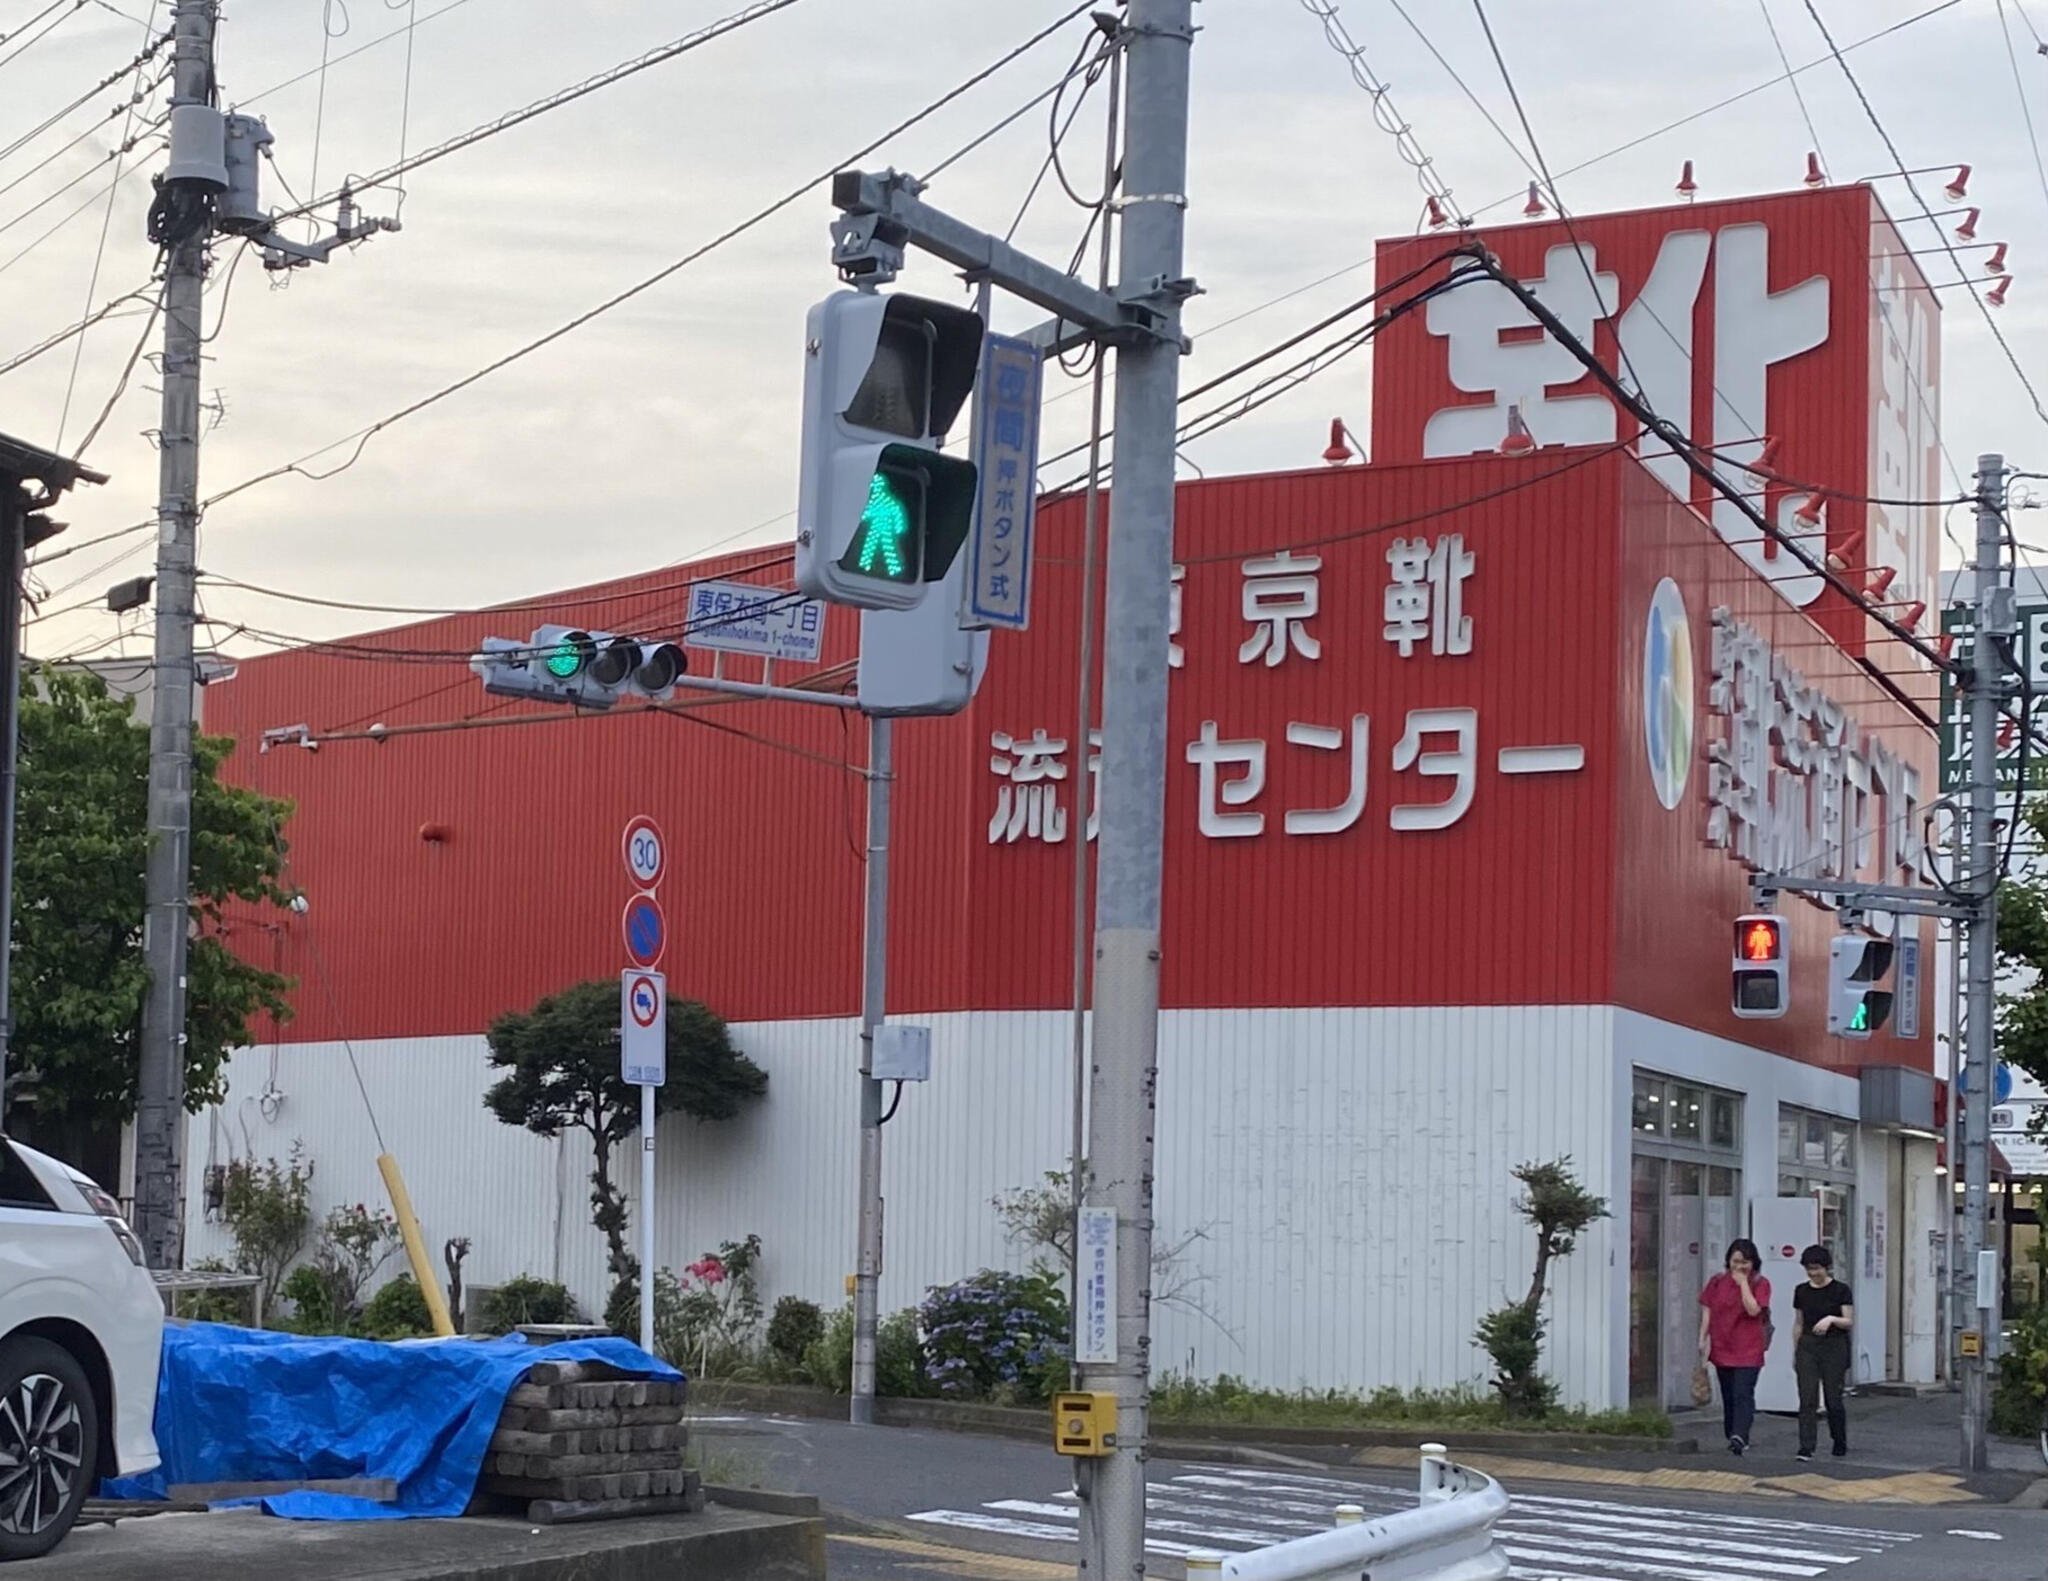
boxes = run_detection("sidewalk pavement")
[1342,1386,2045,1507]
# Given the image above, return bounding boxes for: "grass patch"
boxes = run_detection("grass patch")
[1149,1374,1671,1439]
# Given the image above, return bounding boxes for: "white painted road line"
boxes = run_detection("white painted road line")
[905,1462,1922,1581]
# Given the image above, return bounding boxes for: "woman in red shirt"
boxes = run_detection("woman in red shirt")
[1697,1238,1771,1455]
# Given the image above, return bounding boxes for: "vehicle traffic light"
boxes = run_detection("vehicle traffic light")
[471,625,685,709]
[1731,913,1788,1019]
[795,289,983,611]
[1827,934,1895,1038]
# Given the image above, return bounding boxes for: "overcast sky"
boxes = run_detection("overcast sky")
[1,0,2039,664]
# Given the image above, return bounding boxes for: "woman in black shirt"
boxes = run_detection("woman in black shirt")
[1791,1244,1855,1461]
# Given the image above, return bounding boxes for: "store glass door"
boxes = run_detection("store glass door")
[1630,1154,1663,1404]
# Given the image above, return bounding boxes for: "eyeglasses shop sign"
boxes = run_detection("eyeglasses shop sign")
[1939,604,2048,792]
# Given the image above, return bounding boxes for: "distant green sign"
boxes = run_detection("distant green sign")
[1939,604,2048,791]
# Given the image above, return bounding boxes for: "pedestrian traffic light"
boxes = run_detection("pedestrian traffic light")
[471,625,685,709]
[1732,913,1788,1019]
[795,289,983,611]
[1827,934,1895,1038]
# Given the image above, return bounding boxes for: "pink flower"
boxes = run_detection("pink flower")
[686,1256,727,1286]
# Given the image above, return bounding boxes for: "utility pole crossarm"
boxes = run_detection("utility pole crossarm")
[830,170,1129,335]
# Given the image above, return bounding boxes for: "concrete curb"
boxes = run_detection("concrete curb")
[693,1381,1693,1457]
[2006,1476,2048,1509]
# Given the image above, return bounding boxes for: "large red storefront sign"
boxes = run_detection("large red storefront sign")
[1369,185,1942,654]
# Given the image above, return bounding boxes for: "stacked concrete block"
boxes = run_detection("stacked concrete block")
[470,1359,703,1525]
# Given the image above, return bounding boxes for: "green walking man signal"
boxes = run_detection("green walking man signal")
[1827,934,1895,1039]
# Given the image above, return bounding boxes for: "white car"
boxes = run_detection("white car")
[0,1135,162,1561]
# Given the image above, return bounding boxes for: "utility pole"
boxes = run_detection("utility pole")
[1959,451,2011,1471]
[1077,3,1194,1578]
[850,713,891,1423]
[133,0,216,1269]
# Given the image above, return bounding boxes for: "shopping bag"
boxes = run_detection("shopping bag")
[1690,1362,1713,1407]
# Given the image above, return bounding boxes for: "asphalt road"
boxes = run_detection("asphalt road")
[691,1412,2048,1581]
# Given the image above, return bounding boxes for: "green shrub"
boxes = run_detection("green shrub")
[878,1309,932,1399]
[361,1276,435,1340]
[480,1275,581,1335]
[1475,1301,1558,1417]
[796,1305,927,1396]
[1992,1301,2048,1436]
[767,1297,826,1365]
[803,1306,854,1392]
[218,1149,314,1315]
[280,1263,341,1332]
[918,1270,1068,1404]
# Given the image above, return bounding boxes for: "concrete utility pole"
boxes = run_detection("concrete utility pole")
[1959,451,2011,1471]
[850,713,892,1422]
[1077,2,1194,1577]
[133,0,216,1269]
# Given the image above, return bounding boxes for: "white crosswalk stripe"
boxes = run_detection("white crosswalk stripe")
[905,1463,1921,1578]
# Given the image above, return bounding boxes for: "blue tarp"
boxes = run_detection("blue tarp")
[103,1321,683,1520]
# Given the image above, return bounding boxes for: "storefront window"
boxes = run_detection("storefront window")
[1631,1068,1745,1409]
[1633,1074,1665,1136]
[1778,1105,1857,1273]
[1804,1113,1828,1167]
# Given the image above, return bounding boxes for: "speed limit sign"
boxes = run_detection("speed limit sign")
[622,815,665,889]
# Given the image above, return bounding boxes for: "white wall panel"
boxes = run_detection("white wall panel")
[184,1005,1622,1406]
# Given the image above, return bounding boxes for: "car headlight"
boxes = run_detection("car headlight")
[78,1180,147,1267]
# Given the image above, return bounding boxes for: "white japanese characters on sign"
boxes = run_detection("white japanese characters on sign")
[1168,563,1186,670]
[990,527,1584,846]
[968,334,1045,629]
[1420,227,1832,608]
[1383,534,1474,658]
[1704,606,1923,884]
[684,579,825,663]
[989,729,1101,845]
[1239,551,1322,667]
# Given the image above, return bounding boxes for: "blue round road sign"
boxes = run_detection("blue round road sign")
[1958,1062,2016,1104]
[622,893,665,969]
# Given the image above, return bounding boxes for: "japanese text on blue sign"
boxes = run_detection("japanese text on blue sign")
[684,578,825,663]
[1077,1206,1116,1364]
[968,334,1044,631]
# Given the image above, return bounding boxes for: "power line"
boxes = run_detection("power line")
[273,0,816,221]
[56,5,157,450]
[0,0,84,74]
[1998,0,2048,226]
[1299,0,1468,226]
[1755,0,1829,165]
[235,0,475,108]
[1800,0,2048,429]
[194,2,1101,518]
[0,144,160,280]
[0,29,165,165]
[0,282,156,377]
[67,282,161,457]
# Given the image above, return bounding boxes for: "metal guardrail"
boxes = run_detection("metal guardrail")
[1185,1445,1510,1581]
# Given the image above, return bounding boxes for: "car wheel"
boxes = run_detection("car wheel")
[0,1337,100,1562]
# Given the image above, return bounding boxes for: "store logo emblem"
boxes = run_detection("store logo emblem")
[1643,577,1694,811]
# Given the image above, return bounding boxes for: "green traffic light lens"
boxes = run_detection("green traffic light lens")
[845,467,918,583]
[544,645,583,679]
[1850,1001,1869,1031]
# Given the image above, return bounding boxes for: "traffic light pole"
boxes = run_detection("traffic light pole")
[1743,456,2014,1471]
[133,0,217,1270]
[851,713,892,1424]
[1077,6,1193,1579]
[1959,452,2009,1472]
[818,22,1196,1550]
